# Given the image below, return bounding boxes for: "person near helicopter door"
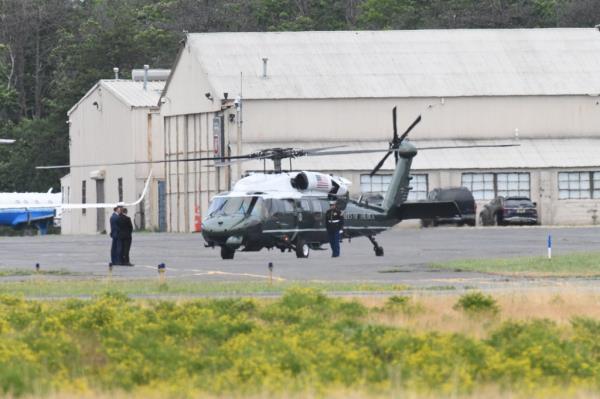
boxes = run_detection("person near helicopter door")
[325,200,344,257]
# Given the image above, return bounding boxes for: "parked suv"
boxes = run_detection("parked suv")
[421,187,476,227]
[479,196,538,226]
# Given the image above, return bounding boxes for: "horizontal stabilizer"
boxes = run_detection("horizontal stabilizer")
[394,201,460,220]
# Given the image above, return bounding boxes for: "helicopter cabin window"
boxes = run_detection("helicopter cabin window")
[283,199,295,213]
[299,199,311,211]
[268,199,295,215]
[310,199,322,213]
[250,197,266,217]
[558,172,599,199]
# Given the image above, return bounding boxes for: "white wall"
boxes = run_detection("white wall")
[241,96,600,142]
[63,85,164,234]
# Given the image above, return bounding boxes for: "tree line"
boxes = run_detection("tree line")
[0,0,598,191]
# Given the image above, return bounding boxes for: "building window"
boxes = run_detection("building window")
[496,173,530,197]
[361,174,392,193]
[118,178,123,202]
[558,172,600,199]
[408,174,428,200]
[81,180,86,215]
[360,174,428,199]
[462,172,531,200]
[461,173,495,200]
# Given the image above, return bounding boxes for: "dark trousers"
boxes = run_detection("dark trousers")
[111,237,122,265]
[328,230,340,257]
[121,238,132,264]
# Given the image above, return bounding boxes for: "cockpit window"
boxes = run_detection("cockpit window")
[208,196,263,217]
[250,197,265,217]
[207,197,227,216]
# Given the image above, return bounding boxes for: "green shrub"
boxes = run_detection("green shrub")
[383,295,423,316]
[1,290,600,397]
[454,292,499,316]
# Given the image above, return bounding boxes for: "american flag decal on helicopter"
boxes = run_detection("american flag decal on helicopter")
[315,174,329,189]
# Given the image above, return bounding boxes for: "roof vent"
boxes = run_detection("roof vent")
[143,64,149,90]
[262,57,268,78]
[131,69,171,82]
[113,67,119,79]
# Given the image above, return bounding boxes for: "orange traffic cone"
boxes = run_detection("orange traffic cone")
[194,206,202,232]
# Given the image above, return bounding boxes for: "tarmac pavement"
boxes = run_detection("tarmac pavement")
[1,225,600,289]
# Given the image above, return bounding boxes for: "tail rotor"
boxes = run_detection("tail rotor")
[370,107,421,176]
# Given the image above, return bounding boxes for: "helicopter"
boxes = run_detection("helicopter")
[200,108,516,259]
[37,108,516,259]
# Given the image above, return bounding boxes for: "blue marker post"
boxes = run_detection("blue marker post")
[547,234,552,260]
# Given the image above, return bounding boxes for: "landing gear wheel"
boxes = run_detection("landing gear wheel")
[220,246,235,260]
[367,235,384,257]
[295,238,310,258]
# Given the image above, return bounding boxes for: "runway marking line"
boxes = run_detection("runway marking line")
[194,271,286,281]
[140,265,285,281]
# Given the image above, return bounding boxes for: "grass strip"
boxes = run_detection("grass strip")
[0,278,411,297]
[432,251,600,276]
[0,268,79,277]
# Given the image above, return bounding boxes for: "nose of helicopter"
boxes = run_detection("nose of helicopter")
[201,215,260,245]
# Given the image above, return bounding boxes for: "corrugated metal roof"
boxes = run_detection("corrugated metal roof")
[100,80,165,107]
[68,80,165,115]
[240,139,600,171]
[188,29,600,99]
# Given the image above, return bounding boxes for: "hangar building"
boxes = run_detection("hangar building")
[159,28,600,231]
[61,69,167,234]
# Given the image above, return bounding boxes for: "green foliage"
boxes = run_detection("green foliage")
[1,290,600,396]
[382,295,423,316]
[1,0,599,191]
[454,291,499,316]
[434,252,600,276]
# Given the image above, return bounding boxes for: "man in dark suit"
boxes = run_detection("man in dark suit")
[109,206,122,265]
[118,208,134,266]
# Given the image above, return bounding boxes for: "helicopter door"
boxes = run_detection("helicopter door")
[267,199,296,232]
[297,199,315,233]
[307,199,326,241]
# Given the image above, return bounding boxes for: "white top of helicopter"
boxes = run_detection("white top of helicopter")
[221,171,351,199]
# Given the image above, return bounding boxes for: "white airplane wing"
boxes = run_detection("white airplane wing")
[0,139,15,144]
[62,170,153,210]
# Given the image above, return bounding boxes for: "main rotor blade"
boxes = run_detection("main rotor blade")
[417,144,520,150]
[303,145,346,154]
[398,114,422,144]
[36,155,241,169]
[0,139,15,144]
[370,151,392,177]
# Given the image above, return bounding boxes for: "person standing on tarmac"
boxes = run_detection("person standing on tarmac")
[109,206,122,265]
[325,200,344,257]
[118,208,134,266]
